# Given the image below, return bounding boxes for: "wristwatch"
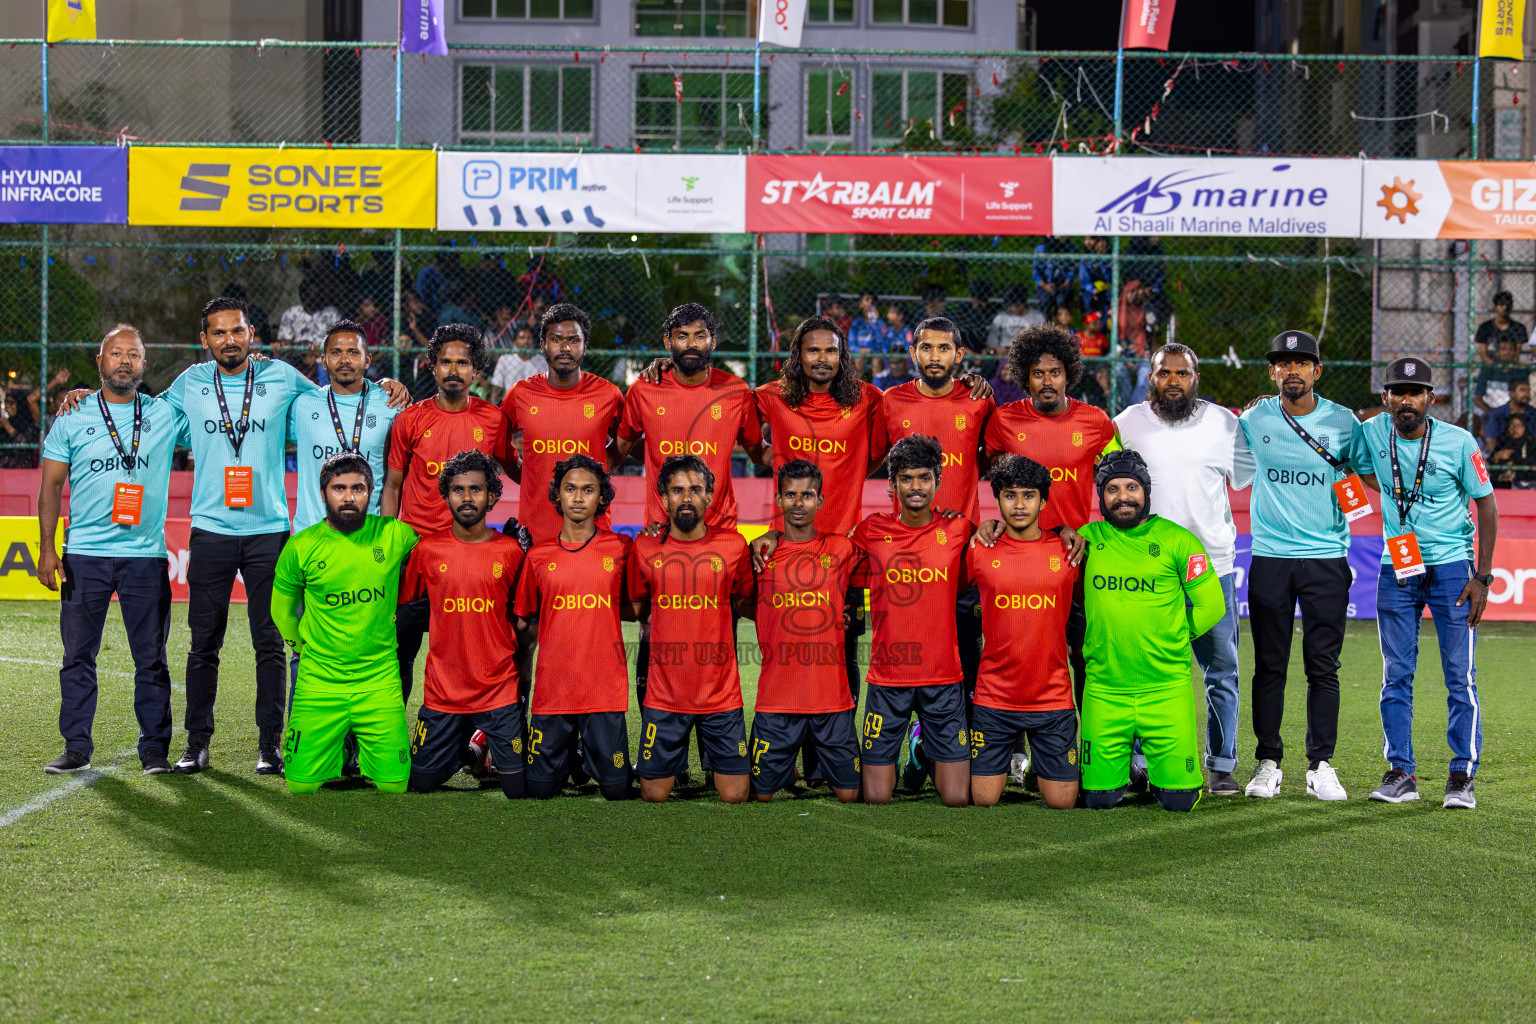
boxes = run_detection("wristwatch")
[1471,571,1494,587]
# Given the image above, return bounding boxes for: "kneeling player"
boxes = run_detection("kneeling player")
[1078,450,1222,812]
[965,455,1079,809]
[515,454,634,800]
[273,453,420,794]
[746,460,861,802]
[627,455,756,804]
[401,450,527,799]
[853,435,973,807]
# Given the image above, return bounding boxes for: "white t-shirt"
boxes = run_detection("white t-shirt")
[987,308,1046,351]
[492,352,549,392]
[1113,400,1255,577]
[276,304,339,348]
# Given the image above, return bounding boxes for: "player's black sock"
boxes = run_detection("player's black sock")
[498,770,526,800]
[1309,759,1322,770]
[407,768,455,794]
[599,781,634,801]
[526,777,561,799]
[1153,786,1200,813]
[1084,786,1127,810]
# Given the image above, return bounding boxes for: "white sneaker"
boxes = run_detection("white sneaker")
[1245,759,1283,798]
[1306,761,1348,802]
[1008,752,1029,785]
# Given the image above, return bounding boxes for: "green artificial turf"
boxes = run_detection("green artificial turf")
[0,602,1532,1023]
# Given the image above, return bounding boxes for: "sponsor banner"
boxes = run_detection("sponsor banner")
[401,0,448,56]
[746,155,1051,235]
[128,147,436,228]
[1361,160,1536,239]
[758,0,808,48]
[0,146,126,224]
[0,518,240,603]
[1053,157,1362,237]
[1122,0,1176,50]
[46,0,96,41]
[1479,0,1526,60]
[436,152,745,234]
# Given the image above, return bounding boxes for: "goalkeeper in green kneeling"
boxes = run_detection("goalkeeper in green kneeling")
[272,452,420,794]
[1077,450,1225,812]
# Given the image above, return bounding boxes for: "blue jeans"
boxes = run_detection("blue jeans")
[1375,560,1482,778]
[1191,572,1240,773]
[58,554,174,760]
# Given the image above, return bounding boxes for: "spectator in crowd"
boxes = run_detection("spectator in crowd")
[1117,279,1157,357]
[987,284,1045,352]
[987,355,1027,406]
[356,295,390,352]
[516,256,561,303]
[484,303,519,350]
[1032,236,1074,312]
[1070,363,1110,410]
[1476,289,1528,361]
[468,253,518,315]
[436,279,478,331]
[950,279,993,355]
[1475,336,1530,416]
[277,278,339,358]
[1079,237,1112,317]
[1079,311,1109,358]
[880,303,913,352]
[848,292,884,377]
[872,355,916,391]
[1051,304,1077,334]
[1124,236,1167,299]
[414,250,459,314]
[222,282,269,347]
[921,285,948,322]
[1483,379,1536,453]
[488,326,548,405]
[520,293,550,335]
[399,290,438,399]
[354,252,394,314]
[0,387,40,468]
[1490,414,1536,488]
[824,295,852,336]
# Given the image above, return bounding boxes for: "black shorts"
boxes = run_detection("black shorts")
[749,710,860,794]
[527,711,629,788]
[861,682,969,767]
[409,702,525,783]
[637,706,748,779]
[969,705,1079,781]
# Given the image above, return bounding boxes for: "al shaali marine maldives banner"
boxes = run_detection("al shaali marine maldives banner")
[128,147,436,228]
[1361,160,1536,239]
[0,146,126,224]
[1053,157,1363,237]
[436,153,746,233]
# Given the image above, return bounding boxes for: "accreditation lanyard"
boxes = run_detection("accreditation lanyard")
[96,391,141,474]
[1278,402,1347,471]
[1388,418,1434,528]
[327,384,367,453]
[213,364,255,461]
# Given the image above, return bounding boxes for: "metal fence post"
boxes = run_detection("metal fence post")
[39,19,49,454]
[1466,58,1480,425]
[1108,41,1124,415]
[392,19,404,381]
[748,234,760,385]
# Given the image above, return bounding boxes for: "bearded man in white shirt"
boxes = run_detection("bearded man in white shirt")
[1115,343,1255,797]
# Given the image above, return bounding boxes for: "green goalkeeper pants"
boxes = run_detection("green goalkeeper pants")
[1080,684,1202,792]
[283,684,411,794]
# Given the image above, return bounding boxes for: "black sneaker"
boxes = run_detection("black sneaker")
[141,750,173,775]
[44,751,90,774]
[1208,770,1240,796]
[255,746,284,776]
[1368,769,1419,803]
[173,743,210,775]
[1443,772,1476,810]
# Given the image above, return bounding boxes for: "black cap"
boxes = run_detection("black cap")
[1382,356,1434,389]
[1267,330,1320,362]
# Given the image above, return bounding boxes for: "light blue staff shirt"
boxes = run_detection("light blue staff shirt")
[1239,395,1366,559]
[287,381,400,533]
[42,392,189,558]
[161,358,319,536]
[1357,414,1495,567]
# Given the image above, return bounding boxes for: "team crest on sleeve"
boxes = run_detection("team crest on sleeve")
[1072,431,1084,447]
[1049,556,1061,572]
[493,562,504,578]
[372,546,384,563]
[602,556,614,572]
[955,414,966,430]
[473,427,484,442]
[710,403,722,420]
[583,403,595,419]
[937,529,948,545]
[1185,553,1208,582]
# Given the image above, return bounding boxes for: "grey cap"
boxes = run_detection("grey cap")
[1267,330,1320,362]
[1382,356,1434,389]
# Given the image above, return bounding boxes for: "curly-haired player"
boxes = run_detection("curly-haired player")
[400,449,528,798]
[515,454,635,800]
[383,322,520,703]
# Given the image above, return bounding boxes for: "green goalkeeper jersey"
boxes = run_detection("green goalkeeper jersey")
[1079,514,1225,693]
[273,515,420,692]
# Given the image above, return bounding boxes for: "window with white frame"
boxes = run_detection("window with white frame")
[869,69,970,146]
[871,0,969,27]
[807,0,856,22]
[460,0,595,18]
[634,69,757,149]
[634,0,750,36]
[805,69,854,148]
[459,65,594,144]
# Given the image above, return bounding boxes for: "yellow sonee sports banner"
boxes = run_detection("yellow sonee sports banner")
[1479,0,1525,60]
[46,0,96,41]
[128,148,437,228]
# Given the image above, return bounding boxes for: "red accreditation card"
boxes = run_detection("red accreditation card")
[1333,474,1373,523]
[224,466,254,507]
[111,483,143,525]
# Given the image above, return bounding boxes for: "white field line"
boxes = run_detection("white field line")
[0,748,137,828]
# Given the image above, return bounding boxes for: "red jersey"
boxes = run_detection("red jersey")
[617,368,761,529]
[755,380,887,535]
[965,532,1077,712]
[983,398,1119,531]
[401,530,526,713]
[502,372,623,544]
[878,380,995,523]
[514,530,631,715]
[753,532,860,715]
[627,527,755,714]
[850,512,972,688]
[388,396,517,535]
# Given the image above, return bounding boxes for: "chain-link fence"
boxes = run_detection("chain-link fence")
[1,39,1532,483]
